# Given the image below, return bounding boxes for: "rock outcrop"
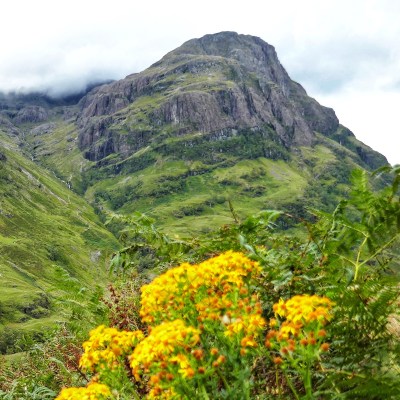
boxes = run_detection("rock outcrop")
[0,150,7,162]
[13,106,48,124]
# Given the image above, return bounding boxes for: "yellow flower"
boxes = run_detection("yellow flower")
[241,336,258,348]
[170,354,190,369]
[272,299,287,318]
[273,295,334,326]
[247,314,266,333]
[224,318,245,337]
[179,366,195,379]
[55,382,112,400]
[269,318,278,328]
[278,321,302,339]
[129,320,200,381]
[267,294,334,363]
[79,325,144,373]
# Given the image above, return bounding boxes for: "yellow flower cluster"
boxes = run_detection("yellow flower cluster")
[140,251,260,325]
[59,252,266,399]
[140,251,265,358]
[79,325,144,373]
[130,319,200,396]
[266,294,334,361]
[273,294,334,325]
[55,382,112,400]
[130,252,265,397]
[130,320,200,376]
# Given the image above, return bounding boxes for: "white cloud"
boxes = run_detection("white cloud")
[1,0,400,163]
[316,89,400,166]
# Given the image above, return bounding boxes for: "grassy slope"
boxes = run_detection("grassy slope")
[24,119,91,193]
[84,156,309,234]
[0,130,118,352]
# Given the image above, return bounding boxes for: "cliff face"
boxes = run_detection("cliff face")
[77,32,339,161]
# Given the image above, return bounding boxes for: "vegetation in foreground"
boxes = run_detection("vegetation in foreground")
[1,167,400,399]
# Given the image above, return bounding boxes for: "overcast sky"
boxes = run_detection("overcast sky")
[1,0,399,164]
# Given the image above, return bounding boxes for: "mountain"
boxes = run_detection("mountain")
[71,32,386,231]
[78,32,337,159]
[1,33,388,236]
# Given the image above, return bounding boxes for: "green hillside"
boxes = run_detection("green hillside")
[82,131,381,234]
[25,121,386,237]
[0,129,118,353]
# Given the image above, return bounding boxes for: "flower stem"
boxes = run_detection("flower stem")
[283,369,300,400]
[303,361,313,399]
[200,384,210,400]
[275,367,281,397]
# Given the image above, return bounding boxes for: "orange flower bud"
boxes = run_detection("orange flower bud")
[217,355,226,364]
[192,349,204,360]
[320,343,330,352]
[210,348,219,356]
[266,330,277,339]
[223,284,231,293]
[265,339,272,348]
[273,357,283,365]
[152,386,162,396]
[150,375,160,384]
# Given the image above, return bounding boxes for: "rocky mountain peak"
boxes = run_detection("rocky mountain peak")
[164,31,275,60]
[163,32,290,93]
[77,32,340,162]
